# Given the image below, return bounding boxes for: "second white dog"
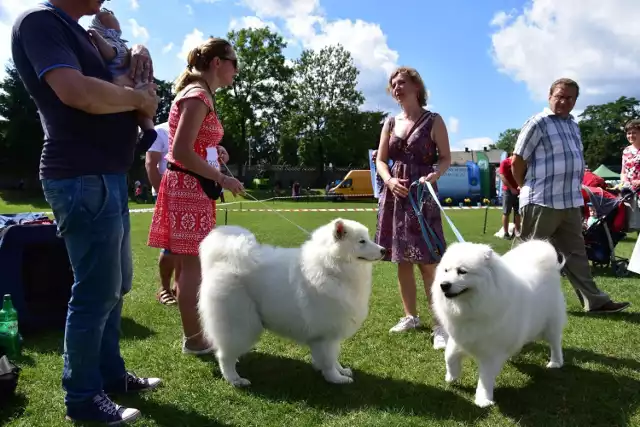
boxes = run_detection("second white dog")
[198,218,386,387]
[431,239,567,407]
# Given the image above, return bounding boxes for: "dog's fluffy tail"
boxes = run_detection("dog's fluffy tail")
[508,238,566,273]
[199,225,260,273]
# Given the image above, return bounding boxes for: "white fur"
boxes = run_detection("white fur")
[431,239,567,408]
[198,218,386,387]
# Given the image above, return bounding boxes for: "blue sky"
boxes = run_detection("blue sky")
[2,0,638,151]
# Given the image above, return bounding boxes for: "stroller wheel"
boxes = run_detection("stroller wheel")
[613,260,630,278]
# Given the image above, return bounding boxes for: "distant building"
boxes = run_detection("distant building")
[450,148,505,166]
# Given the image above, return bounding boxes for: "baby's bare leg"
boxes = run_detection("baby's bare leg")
[113,77,155,131]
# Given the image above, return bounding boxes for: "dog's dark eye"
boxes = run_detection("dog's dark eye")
[457,267,467,275]
[359,239,366,244]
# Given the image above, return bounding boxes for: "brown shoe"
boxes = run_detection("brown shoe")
[588,301,631,314]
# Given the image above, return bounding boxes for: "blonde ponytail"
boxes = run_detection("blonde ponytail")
[173,38,232,93]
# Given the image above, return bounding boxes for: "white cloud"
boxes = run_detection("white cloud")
[448,116,459,133]
[229,16,279,32]
[178,28,207,62]
[186,5,193,15]
[128,18,149,43]
[240,0,400,112]
[130,0,140,10]
[0,0,42,79]
[162,43,174,54]
[243,0,319,19]
[490,10,512,27]
[490,0,640,107]
[451,137,493,152]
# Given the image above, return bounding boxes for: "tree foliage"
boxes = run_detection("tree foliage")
[579,96,640,168]
[493,128,519,155]
[290,45,366,179]
[0,61,43,177]
[216,27,294,167]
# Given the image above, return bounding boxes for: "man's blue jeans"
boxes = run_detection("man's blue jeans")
[42,174,132,407]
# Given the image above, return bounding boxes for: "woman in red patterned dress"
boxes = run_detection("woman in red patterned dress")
[148,37,244,354]
[621,119,640,189]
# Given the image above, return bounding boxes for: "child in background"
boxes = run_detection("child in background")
[585,203,598,229]
[88,8,157,148]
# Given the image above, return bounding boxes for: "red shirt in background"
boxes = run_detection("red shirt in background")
[499,157,519,193]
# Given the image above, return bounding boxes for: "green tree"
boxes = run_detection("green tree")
[291,45,365,180]
[216,27,294,169]
[579,96,640,168]
[323,110,387,168]
[153,77,174,124]
[493,128,519,154]
[0,61,43,178]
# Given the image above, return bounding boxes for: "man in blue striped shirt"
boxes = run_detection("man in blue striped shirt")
[512,78,629,314]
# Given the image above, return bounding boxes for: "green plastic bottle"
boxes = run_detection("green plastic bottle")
[0,294,21,358]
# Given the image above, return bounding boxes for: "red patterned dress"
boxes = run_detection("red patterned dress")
[622,145,640,187]
[147,89,221,255]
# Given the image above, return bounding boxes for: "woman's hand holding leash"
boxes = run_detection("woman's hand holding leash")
[221,176,244,196]
[419,172,439,185]
[217,146,229,164]
[386,177,409,198]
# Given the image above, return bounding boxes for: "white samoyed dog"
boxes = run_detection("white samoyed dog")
[198,218,386,387]
[431,239,567,408]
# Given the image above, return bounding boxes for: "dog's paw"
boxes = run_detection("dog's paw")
[474,396,495,408]
[324,373,354,385]
[338,367,353,378]
[445,372,459,383]
[546,361,563,369]
[229,377,251,388]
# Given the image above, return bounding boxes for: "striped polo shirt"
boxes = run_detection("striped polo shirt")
[514,108,585,210]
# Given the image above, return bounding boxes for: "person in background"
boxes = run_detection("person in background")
[147,37,244,354]
[216,145,229,203]
[11,1,162,424]
[498,153,521,239]
[145,121,178,306]
[375,66,452,350]
[512,77,630,314]
[621,119,640,189]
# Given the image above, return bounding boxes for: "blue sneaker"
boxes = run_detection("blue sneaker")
[104,372,162,395]
[65,393,140,425]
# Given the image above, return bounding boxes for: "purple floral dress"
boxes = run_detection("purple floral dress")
[375,112,446,264]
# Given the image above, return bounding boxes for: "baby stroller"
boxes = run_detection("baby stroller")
[581,185,636,277]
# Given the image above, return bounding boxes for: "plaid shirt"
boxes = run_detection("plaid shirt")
[514,108,585,210]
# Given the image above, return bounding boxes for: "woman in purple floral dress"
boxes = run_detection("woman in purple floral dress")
[375,67,452,349]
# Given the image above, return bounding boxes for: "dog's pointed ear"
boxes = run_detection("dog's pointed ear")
[334,219,346,240]
[484,247,494,261]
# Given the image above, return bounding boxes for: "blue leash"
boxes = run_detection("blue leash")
[407,180,465,260]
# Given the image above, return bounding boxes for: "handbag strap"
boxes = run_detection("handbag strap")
[167,161,204,181]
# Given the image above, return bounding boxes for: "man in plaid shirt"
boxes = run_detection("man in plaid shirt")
[512,78,629,314]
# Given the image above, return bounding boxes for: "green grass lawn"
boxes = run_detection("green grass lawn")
[1,198,640,426]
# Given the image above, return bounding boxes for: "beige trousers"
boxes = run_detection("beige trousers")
[518,204,611,311]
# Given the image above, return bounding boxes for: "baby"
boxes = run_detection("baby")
[88,8,157,148]
[585,203,598,229]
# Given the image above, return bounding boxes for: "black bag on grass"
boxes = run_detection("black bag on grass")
[0,355,20,404]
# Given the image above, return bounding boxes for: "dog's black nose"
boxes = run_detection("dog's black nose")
[380,248,386,256]
[440,282,452,292]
